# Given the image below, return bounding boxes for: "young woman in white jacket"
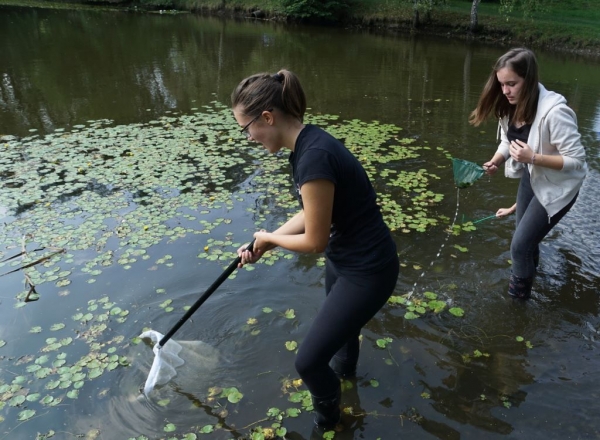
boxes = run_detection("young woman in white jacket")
[469,47,587,299]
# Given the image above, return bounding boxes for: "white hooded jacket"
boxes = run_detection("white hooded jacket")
[496,83,587,218]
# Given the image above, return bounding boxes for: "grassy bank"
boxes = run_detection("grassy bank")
[2,0,599,57]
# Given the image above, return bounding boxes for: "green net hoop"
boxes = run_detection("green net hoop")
[452,158,485,188]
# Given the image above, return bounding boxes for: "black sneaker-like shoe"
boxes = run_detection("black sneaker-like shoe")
[311,387,341,429]
[329,355,357,379]
[508,273,533,300]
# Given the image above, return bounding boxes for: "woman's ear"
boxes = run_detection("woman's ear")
[263,110,275,126]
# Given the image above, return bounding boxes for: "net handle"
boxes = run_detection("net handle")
[158,239,256,347]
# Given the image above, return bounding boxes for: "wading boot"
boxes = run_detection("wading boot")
[329,355,357,379]
[311,386,341,429]
[508,274,533,300]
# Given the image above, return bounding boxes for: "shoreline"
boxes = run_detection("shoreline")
[1,0,599,59]
[209,8,600,59]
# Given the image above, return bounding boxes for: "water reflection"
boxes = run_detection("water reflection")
[593,102,600,142]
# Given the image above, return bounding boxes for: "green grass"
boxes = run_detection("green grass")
[442,0,600,48]
[349,0,600,53]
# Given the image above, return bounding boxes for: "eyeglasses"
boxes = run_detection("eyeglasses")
[240,109,272,139]
[240,113,262,139]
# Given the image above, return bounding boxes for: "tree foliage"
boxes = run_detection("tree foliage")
[410,0,448,28]
[280,0,352,21]
[499,0,550,19]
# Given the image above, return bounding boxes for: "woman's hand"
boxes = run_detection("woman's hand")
[483,161,499,176]
[496,203,517,217]
[483,153,506,176]
[236,230,276,267]
[509,140,534,164]
[252,230,272,255]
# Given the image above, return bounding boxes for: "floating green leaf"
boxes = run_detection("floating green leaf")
[41,395,54,404]
[157,399,170,407]
[376,337,393,348]
[449,307,464,317]
[9,395,25,407]
[164,423,176,432]
[17,409,36,421]
[26,393,41,402]
[286,408,301,418]
[424,291,437,300]
[199,425,214,434]
[267,407,282,417]
[222,387,243,404]
[288,392,304,403]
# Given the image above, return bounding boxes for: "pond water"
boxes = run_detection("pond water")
[1,5,600,440]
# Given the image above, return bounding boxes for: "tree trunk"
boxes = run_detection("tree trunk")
[412,0,420,29]
[469,0,481,33]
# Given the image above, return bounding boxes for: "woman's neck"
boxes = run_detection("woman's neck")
[281,119,305,152]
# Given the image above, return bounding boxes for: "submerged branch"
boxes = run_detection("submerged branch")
[0,247,65,277]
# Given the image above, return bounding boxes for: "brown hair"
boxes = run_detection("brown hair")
[469,48,539,127]
[231,69,307,122]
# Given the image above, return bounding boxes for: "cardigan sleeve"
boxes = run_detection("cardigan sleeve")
[495,118,511,160]
[547,105,586,171]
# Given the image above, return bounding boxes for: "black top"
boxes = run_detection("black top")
[288,124,397,274]
[507,122,532,144]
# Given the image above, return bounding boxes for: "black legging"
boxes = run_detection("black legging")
[294,254,399,398]
[513,166,578,279]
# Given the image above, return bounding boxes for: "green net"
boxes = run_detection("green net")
[452,158,485,188]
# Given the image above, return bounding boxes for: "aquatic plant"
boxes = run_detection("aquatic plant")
[0,102,453,437]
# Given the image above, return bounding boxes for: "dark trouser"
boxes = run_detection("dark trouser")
[512,167,577,279]
[294,254,399,398]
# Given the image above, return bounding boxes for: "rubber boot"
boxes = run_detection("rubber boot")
[508,273,533,300]
[311,386,341,429]
[329,355,357,379]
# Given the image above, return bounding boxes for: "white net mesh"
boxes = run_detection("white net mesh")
[139,330,185,396]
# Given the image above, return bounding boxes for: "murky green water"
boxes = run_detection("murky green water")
[1,5,600,440]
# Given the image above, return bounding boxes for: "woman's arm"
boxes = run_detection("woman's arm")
[496,203,517,217]
[238,179,334,265]
[483,152,507,176]
[548,105,587,170]
[509,140,564,170]
[254,179,334,254]
[509,106,586,171]
[272,210,306,236]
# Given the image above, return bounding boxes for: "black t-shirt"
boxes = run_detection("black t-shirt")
[289,124,397,274]
[507,123,532,144]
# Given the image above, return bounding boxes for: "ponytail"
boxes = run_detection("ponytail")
[231,69,307,121]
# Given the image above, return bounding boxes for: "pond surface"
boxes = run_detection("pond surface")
[1,5,600,440]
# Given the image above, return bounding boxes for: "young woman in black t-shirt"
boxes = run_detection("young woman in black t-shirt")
[231,69,399,429]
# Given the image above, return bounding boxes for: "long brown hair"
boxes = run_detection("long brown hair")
[469,48,539,127]
[231,69,307,122]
